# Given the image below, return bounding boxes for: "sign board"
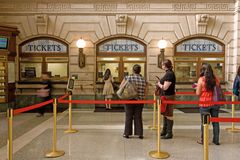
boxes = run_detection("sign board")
[99,39,145,53]
[176,38,223,53]
[67,78,75,91]
[21,39,67,53]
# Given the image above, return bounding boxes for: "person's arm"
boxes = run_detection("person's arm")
[119,78,126,88]
[144,82,149,99]
[157,81,172,91]
[196,78,202,96]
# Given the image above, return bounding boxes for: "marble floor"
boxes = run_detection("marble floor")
[0,109,240,160]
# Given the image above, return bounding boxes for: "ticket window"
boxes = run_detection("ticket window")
[174,62,198,82]
[47,63,68,79]
[174,57,224,82]
[123,57,145,78]
[97,57,120,82]
[201,58,224,81]
[20,63,42,80]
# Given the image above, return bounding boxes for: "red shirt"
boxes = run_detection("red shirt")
[199,76,220,107]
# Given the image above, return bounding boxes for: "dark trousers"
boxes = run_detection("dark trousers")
[124,103,143,136]
[38,96,51,115]
[200,105,220,143]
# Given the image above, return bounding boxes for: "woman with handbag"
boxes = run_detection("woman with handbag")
[120,64,147,139]
[157,59,176,139]
[196,63,220,145]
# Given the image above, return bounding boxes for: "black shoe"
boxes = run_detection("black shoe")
[139,135,144,139]
[213,141,220,145]
[161,133,173,139]
[123,135,129,139]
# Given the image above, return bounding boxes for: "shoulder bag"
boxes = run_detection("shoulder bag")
[116,79,138,99]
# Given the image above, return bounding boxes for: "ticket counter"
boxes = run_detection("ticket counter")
[95,37,146,109]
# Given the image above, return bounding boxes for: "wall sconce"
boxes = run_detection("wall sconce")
[157,39,167,68]
[76,39,86,68]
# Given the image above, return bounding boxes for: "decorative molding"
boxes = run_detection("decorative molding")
[206,3,229,11]
[126,3,150,11]
[196,14,210,34]
[94,3,117,11]
[116,14,128,34]
[173,3,196,11]
[35,14,48,34]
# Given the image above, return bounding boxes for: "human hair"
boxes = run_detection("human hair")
[199,63,207,77]
[162,59,173,70]
[202,63,216,91]
[133,64,141,74]
[237,66,240,76]
[103,69,111,80]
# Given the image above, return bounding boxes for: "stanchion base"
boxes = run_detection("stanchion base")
[148,125,157,130]
[225,127,240,132]
[149,150,170,159]
[45,150,65,158]
[64,129,78,133]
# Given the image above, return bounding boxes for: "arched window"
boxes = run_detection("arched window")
[96,37,146,82]
[19,37,69,82]
[174,37,225,83]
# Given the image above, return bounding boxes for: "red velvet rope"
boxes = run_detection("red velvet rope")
[210,117,240,123]
[175,91,232,95]
[58,99,156,104]
[162,100,240,105]
[58,94,69,101]
[13,99,53,115]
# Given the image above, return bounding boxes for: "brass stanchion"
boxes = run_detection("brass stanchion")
[45,98,65,158]
[203,113,210,160]
[7,109,13,160]
[65,91,78,133]
[226,95,240,132]
[149,99,170,159]
[149,93,157,130]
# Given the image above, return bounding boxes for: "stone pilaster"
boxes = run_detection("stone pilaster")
[233,0,240,70]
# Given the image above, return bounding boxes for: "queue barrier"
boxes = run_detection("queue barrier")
[160,94,240,160]
[202,115,240,160]
[7,94,67,160]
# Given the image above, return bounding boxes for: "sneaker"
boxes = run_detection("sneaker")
[139,135,144,139]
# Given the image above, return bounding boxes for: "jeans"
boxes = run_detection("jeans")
[200,105,220,143]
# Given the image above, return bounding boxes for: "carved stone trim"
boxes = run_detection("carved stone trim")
[94,3,117,11]
[35,14,48,34]
[116,14,128,34]
[196,14,210,34]
[126,3,150,11]
[173,3,196,11]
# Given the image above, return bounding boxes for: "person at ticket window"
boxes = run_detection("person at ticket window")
[36,72,52,117]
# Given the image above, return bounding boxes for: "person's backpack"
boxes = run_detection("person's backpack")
[213,84,225,102]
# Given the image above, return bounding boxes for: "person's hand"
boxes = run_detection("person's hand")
[192,83,197,89]
[157,82,161,88]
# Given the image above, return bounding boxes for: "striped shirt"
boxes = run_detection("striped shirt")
[127,74,146,100]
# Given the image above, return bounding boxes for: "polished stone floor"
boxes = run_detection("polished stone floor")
[0,109,240,160]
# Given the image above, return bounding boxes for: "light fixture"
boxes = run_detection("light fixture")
[157,39,167,68]
[76,38,86,68]
[157,39,167,49]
